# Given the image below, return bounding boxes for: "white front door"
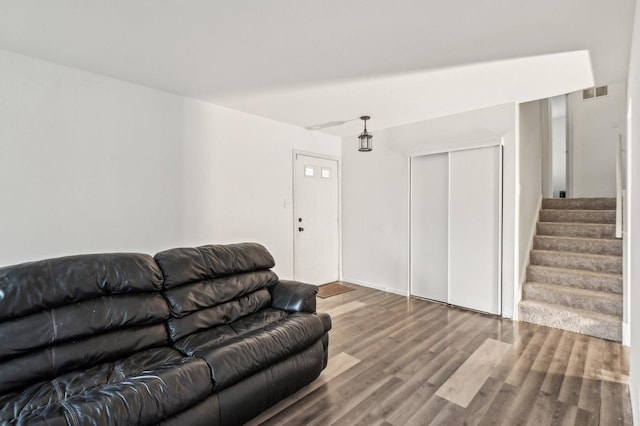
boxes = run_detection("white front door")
[293,153,339,285]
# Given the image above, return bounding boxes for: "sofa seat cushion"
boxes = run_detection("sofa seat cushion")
[174,308,287,351]
[174,310,324,391]
[0,347,212,426]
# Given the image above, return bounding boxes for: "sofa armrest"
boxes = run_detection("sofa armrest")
[270,280,318,313]
[317,312,332,332]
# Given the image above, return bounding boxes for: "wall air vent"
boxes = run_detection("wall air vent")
[583,85,608,100]
[595,85,608,97]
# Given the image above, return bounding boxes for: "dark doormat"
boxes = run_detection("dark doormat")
[317,282,353,299]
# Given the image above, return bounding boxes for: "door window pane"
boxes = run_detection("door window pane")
[304,166,315,177]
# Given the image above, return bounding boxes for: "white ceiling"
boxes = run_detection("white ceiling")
[0,0,635,135]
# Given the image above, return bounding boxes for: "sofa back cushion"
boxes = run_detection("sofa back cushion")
[0,253,169,393]
[155,243,279,341]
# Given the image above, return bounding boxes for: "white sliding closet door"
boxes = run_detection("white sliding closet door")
[449,146,501,314]
[410,144,501,315]
[410,153,449,303]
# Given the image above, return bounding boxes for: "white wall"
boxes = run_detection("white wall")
[569,82,626,197]
[517,101,544,303]
[341,103,518,317]
[0,49,341,278]
[341,134,409,295]
[627,0,640,421]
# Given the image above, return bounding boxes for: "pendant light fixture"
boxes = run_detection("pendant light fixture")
[358,116,373,152]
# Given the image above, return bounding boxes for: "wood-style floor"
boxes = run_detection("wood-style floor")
[248,284,632,426]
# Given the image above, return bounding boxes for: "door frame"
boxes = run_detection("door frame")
[292,150,342,282]
[540,98,553,198]
[566,93,574,197]
[408,139,503,315]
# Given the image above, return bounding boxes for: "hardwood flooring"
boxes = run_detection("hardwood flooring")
[248,284,631,425]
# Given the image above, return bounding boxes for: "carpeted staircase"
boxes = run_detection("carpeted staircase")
[518,197,622,341]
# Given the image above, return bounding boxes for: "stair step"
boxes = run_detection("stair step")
[527,265,622,294]
[530,250,622,274]
[519,300,621,341]
[542,197,617,210]
[534,235,622,256]
[537,222,616,239]
[539,209,615,224]
[523,282,622,316]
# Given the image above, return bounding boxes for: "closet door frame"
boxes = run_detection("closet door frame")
[409,138,503,315]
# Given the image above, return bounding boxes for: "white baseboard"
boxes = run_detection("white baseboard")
[342,277,407,297]
[631,382,639,426]
[623,322,631,346]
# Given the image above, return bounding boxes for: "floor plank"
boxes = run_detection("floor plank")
[252,283,632,425]
[435,338,510,407]
[324,300,367,318]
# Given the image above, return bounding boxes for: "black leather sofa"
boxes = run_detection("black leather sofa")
[0,243,331,425]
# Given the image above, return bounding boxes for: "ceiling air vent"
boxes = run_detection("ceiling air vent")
[583,85,608,100]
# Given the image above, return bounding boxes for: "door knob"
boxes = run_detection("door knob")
[298,227,304,232]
